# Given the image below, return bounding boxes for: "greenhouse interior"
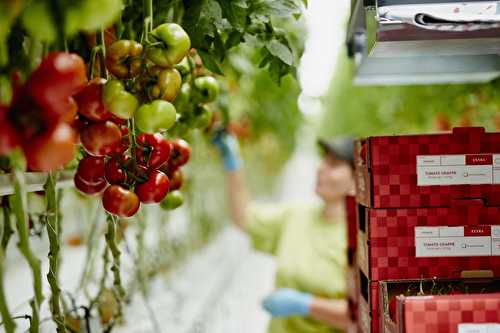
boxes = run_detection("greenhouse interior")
[0,0,499,332]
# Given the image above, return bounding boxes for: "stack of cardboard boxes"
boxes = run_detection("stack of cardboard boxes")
[349,127,500,333]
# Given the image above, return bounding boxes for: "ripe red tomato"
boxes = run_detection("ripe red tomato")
[135,170,169,203]
[0,105,21,155]
[167,168,183,191]
[168,139,191,171]
[136,133,171,169]
[105,156,128,185]
[74,173,108,195]
[102,185,140,217]
[26,52,87,121]
[77,155,106,184]
[75,79,112,122]
[24,123,77,171]
[80,121,122,156]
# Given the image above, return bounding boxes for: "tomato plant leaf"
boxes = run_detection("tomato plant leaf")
[266,39,293,66]
[198,49,223,75]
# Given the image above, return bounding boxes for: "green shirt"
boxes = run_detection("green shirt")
[247,202,347,333]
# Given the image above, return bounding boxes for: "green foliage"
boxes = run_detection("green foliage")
[319,52,500,138]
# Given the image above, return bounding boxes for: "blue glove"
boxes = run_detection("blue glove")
[212,130,242,171]
[262,288,313,317]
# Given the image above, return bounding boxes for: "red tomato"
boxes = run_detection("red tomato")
[168,139,191,171]
[102,185,140,217]
[135,170,169,203]
[26,52,87,121]
[81,121,122,156]
[0,105,21,155]
[75,79,112,122]
[77,156,106,184]
[58,97,78,124]
[105,156,128,185]
[24,123,76,171]
[168,168,184,191]
[74,173,108,195]
[136,133,172,169]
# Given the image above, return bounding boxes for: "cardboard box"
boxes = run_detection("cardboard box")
[379,279,500,333]
[357,203,500,281]
[354,127,500,209]
[348,265,359,306]
[347,195,358,258]
[358,270,381,333]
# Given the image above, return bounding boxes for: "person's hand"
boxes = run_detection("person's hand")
[262,288,313,317]
[212,130,242,171]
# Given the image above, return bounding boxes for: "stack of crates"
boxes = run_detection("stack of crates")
[352,127,500,333]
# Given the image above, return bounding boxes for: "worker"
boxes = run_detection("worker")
[214,132,355,333]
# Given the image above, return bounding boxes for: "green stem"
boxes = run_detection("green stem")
[89,246,110,312]
[104,215,125,319]
[9,170,43,332]
[44,172,66,333]
[1,201,14,250]
[78,204,102,297]
[145,0,154,33]
[0,247,16,332]
[98,26,108,79]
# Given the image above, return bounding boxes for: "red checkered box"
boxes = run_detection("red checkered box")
[354,127,500,209]
[358,270,381,333]
[357,203,500,281]
[347,195,358,260]
[379,279,500,333]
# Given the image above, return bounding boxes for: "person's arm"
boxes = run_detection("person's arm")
[263,289,349,331]
[227,170,248,230]
[309,297,349,331]
[213,132,248,230]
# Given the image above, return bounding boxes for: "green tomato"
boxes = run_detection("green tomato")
[135,100,177,134]
[103,80,138,119]
[194,76,219,103]
[175,57,191,76]
[65,0,122,35]
[21,2,56,42]
[173,83,192,113]
[193,105,213,129]
[160,190,184,210]
[146,23,191,67]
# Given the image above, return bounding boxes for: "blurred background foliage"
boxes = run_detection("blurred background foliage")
[318,51,500,138]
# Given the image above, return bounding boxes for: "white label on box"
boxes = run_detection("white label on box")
[415,226,500,258]
[458,324,500,333]
[416,154,500,186]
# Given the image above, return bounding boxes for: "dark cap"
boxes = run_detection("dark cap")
[317,137,355,166]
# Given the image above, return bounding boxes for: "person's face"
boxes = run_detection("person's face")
[315,155,355,202]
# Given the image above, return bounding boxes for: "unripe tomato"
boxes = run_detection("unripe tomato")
[80,121,122,156]
[160,190,184,210]
[135,100,176,134]
[194,76,219,103]
[135,170,169,204]
[136,133,172,169]
[75,79,112,121]
[74,173,107,195]
[24,123,77,171]
[102,185,140,217]
[106,40,143,79]
[77,155,106,184]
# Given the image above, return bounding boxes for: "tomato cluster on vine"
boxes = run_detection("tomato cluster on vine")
[73,22,215,217]
[0,52,87,171]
